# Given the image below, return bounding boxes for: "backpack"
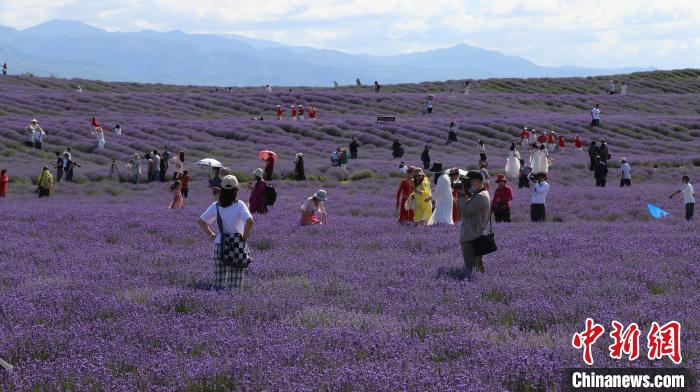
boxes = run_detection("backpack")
[265,183,277,206]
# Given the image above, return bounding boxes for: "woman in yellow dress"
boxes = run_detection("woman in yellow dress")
[412,169,432,226]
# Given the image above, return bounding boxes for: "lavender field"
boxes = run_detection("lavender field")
[0,70,699,390]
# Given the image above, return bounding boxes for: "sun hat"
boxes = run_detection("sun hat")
[31,119,38,123]
[252,168,264,178]
[221,175,240,189]
[429,162,444,173]
[314,190,327,201]
[296,152,303,157]
[495,174,508,183]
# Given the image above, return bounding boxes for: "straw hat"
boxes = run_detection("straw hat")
[495,174,508,183]
[31,119,39,124]
[313,190,327,201]
[252,168,264,178]
[221,175,240,189]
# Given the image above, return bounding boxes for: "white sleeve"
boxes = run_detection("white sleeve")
[200,202,217,224]
[239,202,253,221]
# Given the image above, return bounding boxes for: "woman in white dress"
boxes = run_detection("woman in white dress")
[427,168,458,226]
[536,144,549,174]
[505,142,521,179]
[92,127,105,149]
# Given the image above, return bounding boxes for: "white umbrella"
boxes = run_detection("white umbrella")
[196,158,223,168]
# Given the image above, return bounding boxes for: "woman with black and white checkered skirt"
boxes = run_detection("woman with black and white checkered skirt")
[198,175,254,290]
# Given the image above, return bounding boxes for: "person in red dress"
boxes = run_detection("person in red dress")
[547,132,556,152]
[276,105,284,120]
[290,105,297,120]
[308,105,317,120]
[558,135,566,150]
[574,136,583,151]
[520,127,530,150]
[396,167,415,224]
[91,117,100,128]
[491,174,513,222]
[537,131,547,144]
[0,169,8,197]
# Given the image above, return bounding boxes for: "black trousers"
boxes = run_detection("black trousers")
[34,140,42,149]
[518,175,529,188]
[531,204,546,222]
[56,169,63,182]
[422,160,430,170]
[350,150,357,159]
[38,187,50,198]
[493,206,511,222]
[686,203,694,221]
[595,177,606,187]
[591,119,600,127]
[620,179,631,187]
[182,188,189,198]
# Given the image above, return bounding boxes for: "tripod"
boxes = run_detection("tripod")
[109,159,120,181]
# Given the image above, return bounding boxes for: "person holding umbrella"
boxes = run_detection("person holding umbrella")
[257,150,278,181]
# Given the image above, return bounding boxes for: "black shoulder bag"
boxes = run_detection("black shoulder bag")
[216,203,253,268]
[472,208,497,256]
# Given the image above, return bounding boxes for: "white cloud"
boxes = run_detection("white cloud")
[0,0,699,68]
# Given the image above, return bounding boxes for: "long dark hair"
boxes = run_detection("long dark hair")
[218,188,239,207]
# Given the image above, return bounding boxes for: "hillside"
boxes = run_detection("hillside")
[1,69,700,183]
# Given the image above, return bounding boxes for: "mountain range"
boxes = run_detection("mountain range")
[0,20,653,87]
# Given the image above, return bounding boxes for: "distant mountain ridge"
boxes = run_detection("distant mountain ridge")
[0,20,653,86]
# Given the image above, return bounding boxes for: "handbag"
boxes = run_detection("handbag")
[472,211,497,256]
[216,204,253,268]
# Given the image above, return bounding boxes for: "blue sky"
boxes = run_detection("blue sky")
[1,0,699,69]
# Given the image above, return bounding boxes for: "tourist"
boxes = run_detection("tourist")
[169,180,184,209]
[128,153,142,184]
[412,169,432,226]
[426,95,433,114]
[505,142,521,179]
[171,151,185,181]
[179,170,190,198]
[479,162,490,190]
[587,141,599,171]
[308,105,317,120]
[547,132,555,153]
[398,162,408,175]
[91,117,100,129]
[266,84,272,93]
[63,153,77,182]
[160,148,171,182]
[594,156,608,187]
[392,139,405,159]
[574,136,583,151]
[209,167,229,197]
[608,80,616,95]
[520,127,530,151]
[621,81,628,96]
[114,124,122,135]
[349,137,360,159]
[374,81,381,93]
[591,104,601,127]
[421,144,431,169]
[492,174,513,223]
[457,170,490,280]
[558,135,565,151]
[598,139,610,163]
[339,148,349,171]
[29,119,45,149]
[464,80,470,95]
[479,152,488,168]
[198,175,254,290]
[300,190,328,225]
[290,105,297,120]
[276,105,284,120]
[428,168,459,226]
[669,176,695,221]
[92,126,105,150]
[294,153,306,181]
[248,168,268,214]
[145,153,154,182]
[264,156,275,180]
[620,158,631,187]
[331,148,340,166]
[36,167,53,198]
[297,105,305,120]
[518,159,531,188]
[447,122,458,144]
[396,167,415,224]
[530,173,549,222]
[478,139,486,153]
[54,151,64,182]
[0,169,8,197]
[2,63,7,75]
[151,150,161,182]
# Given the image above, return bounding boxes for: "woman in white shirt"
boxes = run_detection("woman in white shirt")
[669,176,695,221]
[199,175,254,289]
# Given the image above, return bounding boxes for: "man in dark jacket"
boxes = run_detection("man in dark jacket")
[349,137,360,159]
[588,140,599,171]
[594,156,608,187]
[421,144,431,170]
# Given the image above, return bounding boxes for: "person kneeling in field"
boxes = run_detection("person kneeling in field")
[300,190,328,225]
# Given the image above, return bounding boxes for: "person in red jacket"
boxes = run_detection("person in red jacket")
[547,132,556,152]
[574,136,583,151]
[492,174,513,222]
[91,117,100,129]
[297,105,305,120]
[558,135,565,150]
[0,169,8,197]
[520,127,530,150]
[537,131,547,144]
[308,105,317,120]
[275,105,284,120]
[290,105,297,120]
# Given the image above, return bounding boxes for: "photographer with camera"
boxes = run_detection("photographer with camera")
[456,170,491,280]
[529,172,549,222]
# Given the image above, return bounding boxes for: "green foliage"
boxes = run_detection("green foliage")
[350,169,375,181]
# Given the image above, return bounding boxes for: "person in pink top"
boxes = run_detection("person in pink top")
[169,180,184,209]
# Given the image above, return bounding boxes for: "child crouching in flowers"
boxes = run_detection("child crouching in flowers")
[300,190,328,225]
